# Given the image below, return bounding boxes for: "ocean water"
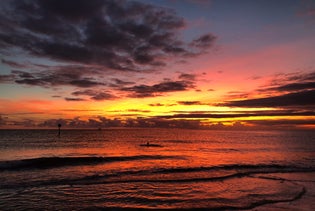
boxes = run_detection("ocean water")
[0,128,314,210]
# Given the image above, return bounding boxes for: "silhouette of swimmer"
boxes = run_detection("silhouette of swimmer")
[58,123,62,137]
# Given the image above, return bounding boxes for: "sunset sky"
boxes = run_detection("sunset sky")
[1,0,315,129]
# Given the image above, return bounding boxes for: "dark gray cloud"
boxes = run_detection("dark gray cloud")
[11,70,34,79]
[109,78,136,88]
[258,71,315,92]
[161,110,315,119]
[2,65,105,88]
[14,73,104,88]
[225,91,249,99]
[264,81,315,92]
[91,92,116,101]
[120,73,196,98]
[69,79,104,88]
[222,90,315,108]
[0,74,14,83]
[71,89,117,101]
[190,34,216,50]
[222,71,315,108]
[121,80,195,98]
[0,0,216,73]
[178,73,197,81]
[72,90,98,96]
[64,97,86,101]
[268,71,315,87]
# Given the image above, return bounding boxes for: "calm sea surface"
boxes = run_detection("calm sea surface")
[0,128,314,210]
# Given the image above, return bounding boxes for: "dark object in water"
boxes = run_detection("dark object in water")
[58,123,62,137]
[140,142,163,147]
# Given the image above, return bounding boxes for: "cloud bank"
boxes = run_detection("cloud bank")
[0,0,215,72]
[222,71,315,108]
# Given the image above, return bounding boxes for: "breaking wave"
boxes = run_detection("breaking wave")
[0,155,180,171]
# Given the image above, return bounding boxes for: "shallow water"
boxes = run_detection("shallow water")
[0,128,314,210]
